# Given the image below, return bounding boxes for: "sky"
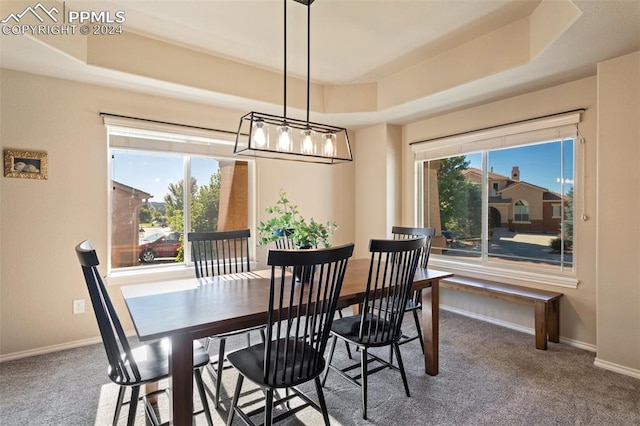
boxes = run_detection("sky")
[466,139,574,194]
[112,151,219,201]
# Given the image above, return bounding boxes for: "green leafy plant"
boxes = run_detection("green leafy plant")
[257,190,336,248]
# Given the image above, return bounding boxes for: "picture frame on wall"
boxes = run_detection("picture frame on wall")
[4,150,48,180]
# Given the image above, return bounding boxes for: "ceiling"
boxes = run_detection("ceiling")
[1,0,639,128]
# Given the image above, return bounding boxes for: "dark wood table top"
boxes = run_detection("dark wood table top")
[121,258,452,343]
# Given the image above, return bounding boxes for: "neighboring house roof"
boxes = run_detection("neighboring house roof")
[543,192,563,201]
[462,167,511,181]
[112,180,153,200]
[499,181,549,193]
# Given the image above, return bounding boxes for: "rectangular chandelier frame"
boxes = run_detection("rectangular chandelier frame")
[234,111,352,164]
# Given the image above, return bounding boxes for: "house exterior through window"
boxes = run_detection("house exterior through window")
[412,111,580,282]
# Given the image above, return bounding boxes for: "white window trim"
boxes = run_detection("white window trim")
[412,111,581,289]
[104,116,256,285]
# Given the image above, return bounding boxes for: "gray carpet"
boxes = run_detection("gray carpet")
[1,310,639,425]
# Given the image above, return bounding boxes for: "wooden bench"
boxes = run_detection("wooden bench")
[439,276,563,350]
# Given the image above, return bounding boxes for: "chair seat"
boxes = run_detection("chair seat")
[209,324,265,339]
[110,339,209,386]
[331,313,397,345]
[227,338,326,388]
[375,296,421,313]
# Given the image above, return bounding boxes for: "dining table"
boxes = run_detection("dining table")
[121,258,452,425]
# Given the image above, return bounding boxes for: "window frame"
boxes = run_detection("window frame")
[103,116,256,285]
[513,200,530,223]
[411,111,581,289]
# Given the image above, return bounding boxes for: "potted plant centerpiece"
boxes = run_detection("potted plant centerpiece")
[257,190,336,249]
[257,190,337,281]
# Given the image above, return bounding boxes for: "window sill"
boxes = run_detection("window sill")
[106,261,261,286]
[107,264,194,286]
[428,257,578,289]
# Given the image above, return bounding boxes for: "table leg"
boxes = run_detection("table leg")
[170,334,194,426]
[421,280,439,375]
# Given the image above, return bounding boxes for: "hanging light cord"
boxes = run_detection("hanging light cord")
[306,1,311,125]
[283,0,287,120]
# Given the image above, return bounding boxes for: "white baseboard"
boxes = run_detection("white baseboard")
[594,357,640,379]
[0,330,138,363]
[0,336,103,363]
[440,304,597,352]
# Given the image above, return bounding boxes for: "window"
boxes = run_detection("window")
[105,116,253,274]
[514,200,529,222]
[413,111,580,283]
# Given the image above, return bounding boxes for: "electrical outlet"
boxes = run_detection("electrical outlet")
[73,299,85,314]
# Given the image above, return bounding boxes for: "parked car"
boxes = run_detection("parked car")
[139,231,183,263]
[441,231,456,247]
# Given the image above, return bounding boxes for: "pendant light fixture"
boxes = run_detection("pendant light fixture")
[234,0,352,164]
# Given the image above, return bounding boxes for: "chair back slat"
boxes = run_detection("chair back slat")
[75,240,140,383]
[274,229,297,250]
[188,229,251,278]
[391,226,435,268]
[360,237,425,345]
[263,243,354,386]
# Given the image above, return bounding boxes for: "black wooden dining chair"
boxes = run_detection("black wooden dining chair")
[75,240,213,426]
[321,237,426,420]
[188,229,266,409]
[226,243,355,426]
[274,228,353,359]
[386,226,435,353]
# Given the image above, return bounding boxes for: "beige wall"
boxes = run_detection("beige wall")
[353,123,402,258]
[0,69,354,356]
[595,52,640,373]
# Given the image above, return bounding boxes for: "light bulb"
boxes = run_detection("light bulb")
[323,133,336,157]
[252,120,268,148]
[301,129,316,155]
[277,124,292,152]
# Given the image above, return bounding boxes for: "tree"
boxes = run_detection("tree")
[191,171,222,232]
[164,177,198,232]
[564,186,574,241]
[437,156,482,238]
[138,204,152,223]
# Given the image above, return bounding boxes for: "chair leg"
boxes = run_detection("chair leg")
[360,348,368,420]
[264,388,274,426]
[322,335,338,386]
[215,337,227,408]
[412,309,425,354]
[314,377,331,426]
[227,374,244,426]
[126,386,140,426]
[393,343,411,397]
[336,310,353,359]
[194,368,213,426]
[143,396,160,426]
[113,386,126,426]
